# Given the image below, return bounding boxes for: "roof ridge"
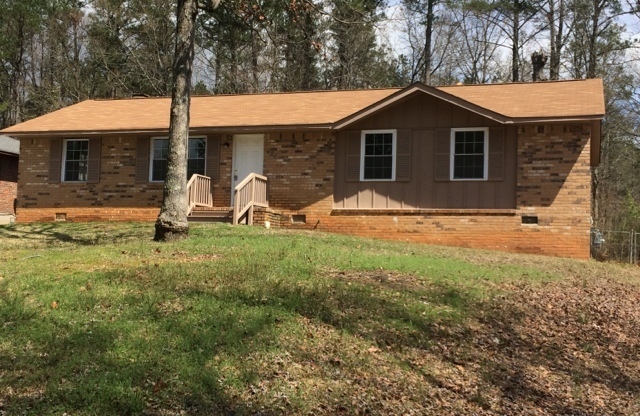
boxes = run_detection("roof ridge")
[435,78,598,88]
[92,87,404,102]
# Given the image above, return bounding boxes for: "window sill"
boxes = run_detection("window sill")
[331,208,517,216]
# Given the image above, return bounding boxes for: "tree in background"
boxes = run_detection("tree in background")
[86,0,176,98]
[328,0,396,88]
[452,7,504,83]
[271,0,321,91]
[0,0,50,127]
[20,1,86,119]
[402,0,441,84]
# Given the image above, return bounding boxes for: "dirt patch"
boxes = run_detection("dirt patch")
[325,268,430,293]
[421,274,640,415]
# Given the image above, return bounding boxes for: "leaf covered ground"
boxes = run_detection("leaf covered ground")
[0,222,638,415]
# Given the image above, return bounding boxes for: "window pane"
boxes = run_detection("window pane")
[189,138,206,159]
[452,130,485,179]
[152,139,170,181]
[152,159,168,182]
[64,140,88,182]
[187,138,206,178]
[187,159,205,179]
[153,139,168,159]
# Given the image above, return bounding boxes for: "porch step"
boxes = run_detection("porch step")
[188,209,233,223]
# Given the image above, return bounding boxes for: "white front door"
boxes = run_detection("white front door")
[231,134,264,205]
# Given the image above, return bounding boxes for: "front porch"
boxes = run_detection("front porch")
[187,172,268,225]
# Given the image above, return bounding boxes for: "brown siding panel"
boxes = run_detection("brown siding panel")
[434,128,450,181]
[206,134,220,182]
[334,94,517,211]
[49,138,62,184]
[87,137,101,183]
[135,137,150,183]
[346,131,360,182]
[395,129,411,181]
[488,127,504,181]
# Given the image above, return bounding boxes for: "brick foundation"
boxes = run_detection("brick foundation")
[280,210,587,259]
[17,207,159,223]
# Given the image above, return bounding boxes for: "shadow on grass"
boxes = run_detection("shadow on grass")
[1,259,479,414]
[0,302,269,415]
[0,222,150,247]
[3,253,638,415]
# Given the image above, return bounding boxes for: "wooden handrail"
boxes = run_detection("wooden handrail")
[187,174,213,215]
[233,173,268,225]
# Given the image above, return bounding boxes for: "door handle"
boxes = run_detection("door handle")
[234,175,238,181]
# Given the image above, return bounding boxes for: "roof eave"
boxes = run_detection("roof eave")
[2,123,335,138]
[505,115,605,124]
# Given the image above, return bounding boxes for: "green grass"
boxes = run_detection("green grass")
[0,222,635,415]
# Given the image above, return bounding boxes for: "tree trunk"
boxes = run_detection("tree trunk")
[548,0,565,80]
[154,0,199,241]
[423,0,435,85]
[512,7,519,82]
[587,0,600,79]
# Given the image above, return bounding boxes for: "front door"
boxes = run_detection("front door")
[231,134,264,205]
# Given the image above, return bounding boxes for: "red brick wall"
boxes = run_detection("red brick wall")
[0,153,18,214]
[17,136,163,222]
[264,131,335,222]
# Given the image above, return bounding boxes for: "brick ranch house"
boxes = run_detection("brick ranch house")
[0,79,604,258]
[0,135,19,223]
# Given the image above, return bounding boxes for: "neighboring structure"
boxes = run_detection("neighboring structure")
[0,80,604,258]
[0,135,19,223]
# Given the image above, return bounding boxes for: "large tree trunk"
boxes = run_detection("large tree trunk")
[154,0,199,242]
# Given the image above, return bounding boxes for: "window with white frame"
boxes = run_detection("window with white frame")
[150,137,206,182]
[63,139,89,182]
[361,130,396,181]
[451,128,488,180]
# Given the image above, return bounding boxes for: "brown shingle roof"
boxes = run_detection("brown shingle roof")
[437,78,605,119]
[1,89,401,135]
[1,79,604,136]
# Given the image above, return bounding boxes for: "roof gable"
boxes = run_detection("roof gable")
[334,79,605,129]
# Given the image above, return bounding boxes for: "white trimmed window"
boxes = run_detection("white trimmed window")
[450,128,488,180]
[150,137,207,182]
[360,130,396,181]
[63,139,89,182]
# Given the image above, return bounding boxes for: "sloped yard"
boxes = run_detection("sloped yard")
[0,222,638,415]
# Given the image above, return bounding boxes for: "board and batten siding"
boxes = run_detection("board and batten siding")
[333,92,517,210]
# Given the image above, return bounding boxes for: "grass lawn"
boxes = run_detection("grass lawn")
[0,222,639,415]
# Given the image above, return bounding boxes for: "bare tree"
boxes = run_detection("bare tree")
[154,0,221,241]
[452,8,504,83]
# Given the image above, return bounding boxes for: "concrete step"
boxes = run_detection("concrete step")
[188,209,233,223]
